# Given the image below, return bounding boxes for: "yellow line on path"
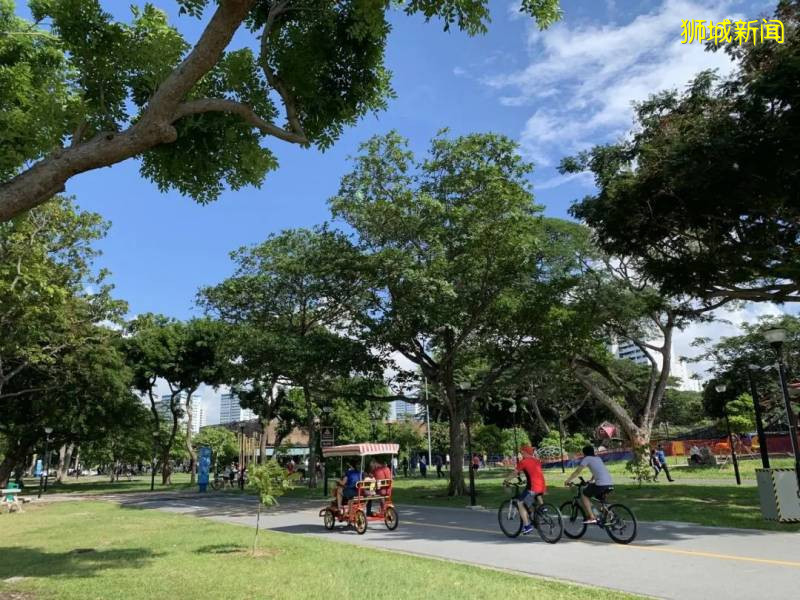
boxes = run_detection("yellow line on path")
[402,520,800,569]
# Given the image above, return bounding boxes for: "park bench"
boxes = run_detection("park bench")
[1,488,23,513]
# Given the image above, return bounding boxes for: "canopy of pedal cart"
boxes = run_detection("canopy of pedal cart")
[322,443,399,458]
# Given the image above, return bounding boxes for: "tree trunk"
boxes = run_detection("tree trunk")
[73,447,81,478]
[185,391,197,485]
[27,453,37,476]
[303,385,317,488]
[259,417,268,464]
[445,385,466,497]
[0,454,19,488]
[55,444,68,483]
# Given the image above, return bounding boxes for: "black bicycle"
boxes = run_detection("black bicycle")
[560,477,637,544]
[498,479,563,544]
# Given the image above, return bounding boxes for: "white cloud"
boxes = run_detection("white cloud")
[673,302,794,383]
[483,0,746,171]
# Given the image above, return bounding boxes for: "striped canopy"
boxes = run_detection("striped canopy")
[322,443,399,457]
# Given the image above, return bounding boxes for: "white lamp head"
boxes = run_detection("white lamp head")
[763,327,787,345]
[715,383,727,393]
[44,427,53,434]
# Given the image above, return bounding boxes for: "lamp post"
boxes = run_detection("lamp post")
[716,384,741,486]
[747,364,770,468]
[151,431,159,492]
[509,403,518,466]
[38,427,53,498]
[764,327,800,497]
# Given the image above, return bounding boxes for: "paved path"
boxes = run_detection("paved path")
[118,494,799,600]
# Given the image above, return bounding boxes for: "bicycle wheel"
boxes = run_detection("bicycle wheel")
[560,501,587,539]
[210,479,221,491]
[384,506,399,531]
[603,504,637,544]
[354,509,368,535]
[323,508,336,530]
[497,499,523,538]
[534,503,563,544]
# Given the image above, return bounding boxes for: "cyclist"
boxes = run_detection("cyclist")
[564,445,613,524]
[502,445,546,535]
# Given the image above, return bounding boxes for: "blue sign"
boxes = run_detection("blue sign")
[197,446,212,492]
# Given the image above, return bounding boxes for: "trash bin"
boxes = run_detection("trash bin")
[756,468,800,522]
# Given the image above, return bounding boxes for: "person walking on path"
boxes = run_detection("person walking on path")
[434,454,443,478]
[656,444,674,482]
[401,456,409,478]
[419,456,427,478]
[391,456,398,477]
[649,449,662,480]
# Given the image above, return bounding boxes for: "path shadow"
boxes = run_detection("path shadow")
[0,547,159,579]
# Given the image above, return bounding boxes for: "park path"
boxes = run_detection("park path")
[117,493,798,600]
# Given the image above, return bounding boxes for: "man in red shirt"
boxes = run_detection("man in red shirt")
[503,445,546,535]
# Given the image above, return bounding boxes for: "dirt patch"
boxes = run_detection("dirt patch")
[250,548,280,558]
[0,589,36,600]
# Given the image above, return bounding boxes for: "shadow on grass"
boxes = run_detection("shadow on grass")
[194,544,248,555]
[0,547,160,579]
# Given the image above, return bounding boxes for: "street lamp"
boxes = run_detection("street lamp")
[747,364,771,468]
[38,427,53,498]
[763,327,800,497]
[716,384,741,485]
[509,403,518,466]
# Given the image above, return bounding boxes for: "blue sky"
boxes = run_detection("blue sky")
[16,0,788,420]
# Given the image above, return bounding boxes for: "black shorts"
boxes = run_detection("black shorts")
[342,487,357,501]
[583,484,613,500]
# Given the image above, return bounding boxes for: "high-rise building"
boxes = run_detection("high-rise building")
[219,393,255,424]
[155,392,204,433]
[609,338,701,392]
[390,399,420,421]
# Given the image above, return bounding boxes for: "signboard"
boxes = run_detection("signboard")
[321,427,335,448]
[197,446,212,492]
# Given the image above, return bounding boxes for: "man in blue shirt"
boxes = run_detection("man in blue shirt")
[655,444,674,482]
[336,462,362,512]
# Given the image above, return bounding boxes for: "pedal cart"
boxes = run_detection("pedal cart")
[319,443,399,535]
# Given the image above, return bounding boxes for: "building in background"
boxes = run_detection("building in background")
[154,392,204,433]
[608,338,701,393]
[390,399,420,421]
[219,393,255,424]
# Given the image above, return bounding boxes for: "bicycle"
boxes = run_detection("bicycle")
[560,477,637,544]
[210,472,232,490]
[498,479,563,543]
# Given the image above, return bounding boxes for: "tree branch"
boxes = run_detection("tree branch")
[174,98,307,144]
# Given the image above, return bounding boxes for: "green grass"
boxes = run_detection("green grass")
[18,472,199,496]
[288,469,800,532]
[0,501,642,600]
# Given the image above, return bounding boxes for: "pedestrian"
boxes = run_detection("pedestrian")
[649,448,662,480]
[445,454,450,470]
[656,444,674,482]
[434,454,443,478]
[391,455,398,477]
[471,453,480,475]
[410,455,417,476]
[229,463,237,488]
[689,445,702,465]
[419,456,427,478]
[401,456,409,478]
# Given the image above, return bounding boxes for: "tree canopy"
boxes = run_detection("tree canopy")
[0,0,561,220]
[565,1,799,304]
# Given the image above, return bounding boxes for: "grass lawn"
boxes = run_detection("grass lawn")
[18,473,199,497]
[0,502,642,600]
[606,456,796,481]
[288,468,800,532]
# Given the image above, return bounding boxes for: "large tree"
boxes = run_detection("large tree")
[331,131,585,496]
[124,315,227,484]
[564,1,799,304]
[0,0,562,221]
[201,227,383,486]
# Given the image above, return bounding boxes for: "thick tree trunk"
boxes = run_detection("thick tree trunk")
[259,417,268,464]
[445,386,467,497]
[55,444,68,483]
[73,447,80,478]
[27,453,37,476]
[185,391,197,485]
[303,385,317,488]
[0,454,19,488]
